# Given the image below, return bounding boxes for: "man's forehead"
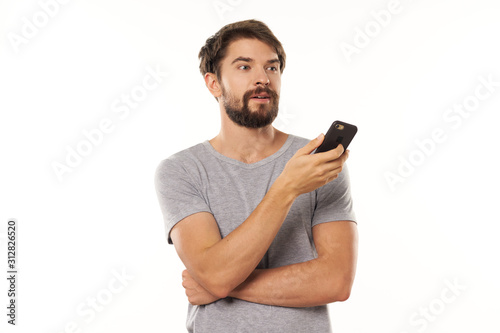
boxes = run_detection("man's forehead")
[225,38,278,61]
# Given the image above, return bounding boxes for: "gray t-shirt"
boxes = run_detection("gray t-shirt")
[154,134,356,333]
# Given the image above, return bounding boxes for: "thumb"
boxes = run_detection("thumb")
[298,133,324,155]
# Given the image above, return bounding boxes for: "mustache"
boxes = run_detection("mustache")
[243,86,279,101]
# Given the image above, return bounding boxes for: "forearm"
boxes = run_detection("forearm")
[197,176,297,297]
[229,258,353,307]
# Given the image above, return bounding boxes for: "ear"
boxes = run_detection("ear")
[204,73,222,99]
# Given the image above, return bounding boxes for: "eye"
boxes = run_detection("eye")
[238,65,250,70]
[267,66,278,72]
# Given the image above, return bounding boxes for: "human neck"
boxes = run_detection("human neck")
[209,122,288,164]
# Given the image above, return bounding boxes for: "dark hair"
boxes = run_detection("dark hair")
[198,19,286,80]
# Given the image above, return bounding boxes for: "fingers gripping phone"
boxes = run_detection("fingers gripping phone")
[314,120,358,154]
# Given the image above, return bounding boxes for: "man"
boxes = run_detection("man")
[155,19,358,332]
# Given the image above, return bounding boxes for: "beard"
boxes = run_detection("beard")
[221,85,280,129]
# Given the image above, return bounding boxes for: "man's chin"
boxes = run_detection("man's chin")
[248,102,278,113]
[224,99,279,128]
[231,115,276,129]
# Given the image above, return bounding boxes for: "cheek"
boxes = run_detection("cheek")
[271,77,281,92]
[223,79,245,96]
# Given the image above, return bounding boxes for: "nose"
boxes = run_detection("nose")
[254,67,270,86]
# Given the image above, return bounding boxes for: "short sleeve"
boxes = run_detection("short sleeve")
[154,157,212,244]
[311,164,356,227]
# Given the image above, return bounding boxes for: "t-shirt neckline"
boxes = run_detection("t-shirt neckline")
[202,134,296,169]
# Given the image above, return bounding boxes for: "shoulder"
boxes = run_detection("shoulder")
[155,142,209,181]
[285,134,310,153]
[288,134,309,145]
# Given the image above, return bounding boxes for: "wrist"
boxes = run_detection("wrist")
[271,174,298,204]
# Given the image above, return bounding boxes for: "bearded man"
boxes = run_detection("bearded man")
[155,19,358,333]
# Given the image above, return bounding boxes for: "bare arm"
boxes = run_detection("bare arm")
[171,135,349,298]
[228,221,358,307]
[182,221,358,307]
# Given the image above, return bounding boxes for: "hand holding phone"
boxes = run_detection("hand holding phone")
[314,120,357,154]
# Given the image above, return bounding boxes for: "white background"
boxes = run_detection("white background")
[1,0,499,332]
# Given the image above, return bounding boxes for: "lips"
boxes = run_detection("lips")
[250,93,271,101]
[250,93,270,100]
[243,87,277,104]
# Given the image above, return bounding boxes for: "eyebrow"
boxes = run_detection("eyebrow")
[231,57,280,65]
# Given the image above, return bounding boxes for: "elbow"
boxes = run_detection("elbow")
[211,287,231,299]
[187,260,245,299]
[196,272,234,299]
[333,287,352,302]
[205,281,231,299]
[326,275,354,303]
[323,286,351,303]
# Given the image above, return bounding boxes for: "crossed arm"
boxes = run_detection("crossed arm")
[170,136,358,307]
[181,220,358,307]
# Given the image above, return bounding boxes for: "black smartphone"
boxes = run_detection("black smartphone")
[314,120,358,154]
